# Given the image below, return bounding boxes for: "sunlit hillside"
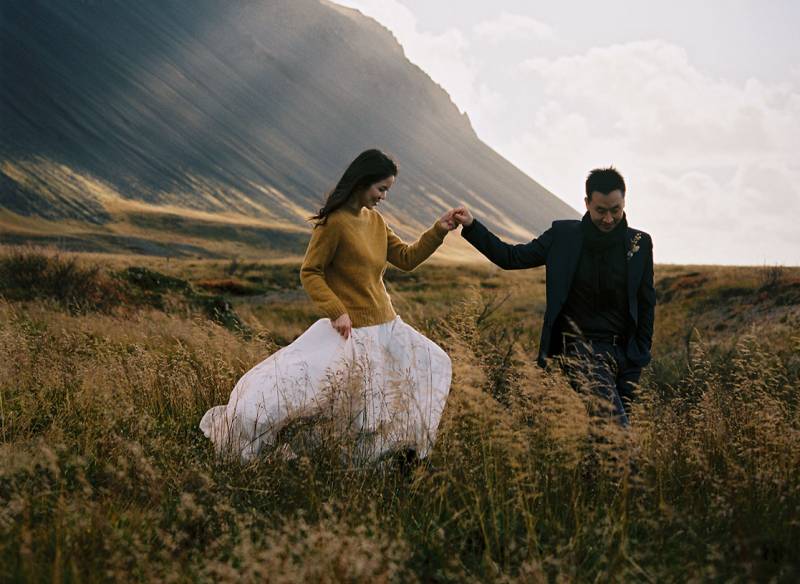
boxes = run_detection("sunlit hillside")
[0,0,576,258]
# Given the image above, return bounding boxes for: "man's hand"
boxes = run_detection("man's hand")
[438,209,457,231]
[331,313,352,339]
[451,206,474,227]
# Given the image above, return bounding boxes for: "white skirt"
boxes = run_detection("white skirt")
[199,316,452,462]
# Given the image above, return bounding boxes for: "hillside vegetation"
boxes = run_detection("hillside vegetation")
[1,0,574,257]
[1,247,798,582]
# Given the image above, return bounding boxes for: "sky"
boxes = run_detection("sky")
[333,0,800,265]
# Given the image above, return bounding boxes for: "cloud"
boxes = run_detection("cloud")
[521,42,800,163]
[510,40,800,264]
[633,167,800,265]
[474,12,554,43]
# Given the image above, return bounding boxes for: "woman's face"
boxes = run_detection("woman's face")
[356,175,395,210]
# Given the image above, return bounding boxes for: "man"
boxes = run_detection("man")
[451,167,655,426]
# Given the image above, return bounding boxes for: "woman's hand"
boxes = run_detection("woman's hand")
[331,313,352,339]
[438,209,457,231]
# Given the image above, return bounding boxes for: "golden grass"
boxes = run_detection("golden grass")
[1,248,799,582]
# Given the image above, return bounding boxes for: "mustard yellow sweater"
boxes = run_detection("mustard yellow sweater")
[300,206,448,327]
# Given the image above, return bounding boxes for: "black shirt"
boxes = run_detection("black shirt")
[559,214,629,338]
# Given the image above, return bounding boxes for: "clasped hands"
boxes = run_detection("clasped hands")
[438,205,474,231]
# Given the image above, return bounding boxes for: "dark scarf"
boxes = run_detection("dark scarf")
[580,212,628,311]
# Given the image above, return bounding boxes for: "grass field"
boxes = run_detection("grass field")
[1,246,799,582]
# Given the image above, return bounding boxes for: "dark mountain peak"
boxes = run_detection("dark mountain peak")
[1,0,577,258]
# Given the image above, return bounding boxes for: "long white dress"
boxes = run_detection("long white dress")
[199,315,451,462]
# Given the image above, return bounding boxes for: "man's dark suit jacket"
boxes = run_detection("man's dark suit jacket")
[462,218,656,368]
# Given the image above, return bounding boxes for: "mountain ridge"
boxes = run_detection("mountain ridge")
[0,0,578,259]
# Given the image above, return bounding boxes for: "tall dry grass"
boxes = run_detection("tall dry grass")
[1,251,799,582]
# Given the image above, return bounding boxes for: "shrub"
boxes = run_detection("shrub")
[0,247,125,311]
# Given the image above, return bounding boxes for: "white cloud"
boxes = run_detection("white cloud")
[510,40,800,265]
[521,42,800,163]
[474,12,554,43]
[632,168,800,265]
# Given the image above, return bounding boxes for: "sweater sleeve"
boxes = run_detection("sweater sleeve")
[386,220,448,271]
[299,220,348,320]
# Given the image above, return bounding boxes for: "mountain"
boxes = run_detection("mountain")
[0,0,578,259]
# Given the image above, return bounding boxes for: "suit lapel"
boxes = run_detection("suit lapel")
[562,222,583,296]
[626,228,644,320]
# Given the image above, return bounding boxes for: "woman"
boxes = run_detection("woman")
[200,149,454,462]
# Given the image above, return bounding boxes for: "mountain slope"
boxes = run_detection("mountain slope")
[0,0,578,258]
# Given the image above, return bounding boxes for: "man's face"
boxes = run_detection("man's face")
[585,189,625,232]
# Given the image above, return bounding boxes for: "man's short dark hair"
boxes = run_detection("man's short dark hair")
[586,167,626,199]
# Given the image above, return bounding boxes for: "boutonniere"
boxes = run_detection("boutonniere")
[627,232,642,261]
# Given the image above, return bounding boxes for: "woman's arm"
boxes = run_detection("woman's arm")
[386,219,449,271]
[299,221,348,321]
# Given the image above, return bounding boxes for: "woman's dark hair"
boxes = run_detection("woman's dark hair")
[310,149,398,225]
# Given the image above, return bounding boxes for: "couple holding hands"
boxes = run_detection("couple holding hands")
[201,148,655,462]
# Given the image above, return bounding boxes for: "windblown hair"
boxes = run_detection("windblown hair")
[585,167,626,199]
[310,149,398,226]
